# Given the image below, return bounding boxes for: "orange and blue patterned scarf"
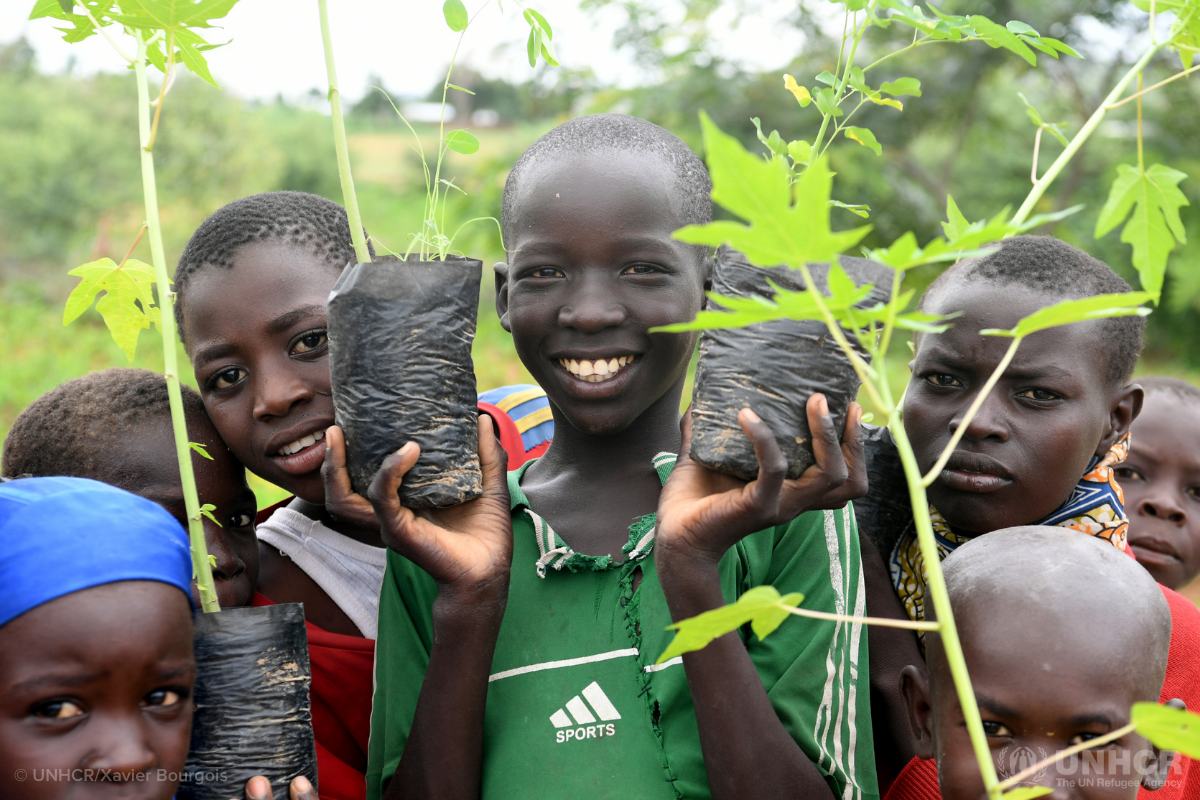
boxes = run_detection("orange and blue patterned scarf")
[889,433,1130,625]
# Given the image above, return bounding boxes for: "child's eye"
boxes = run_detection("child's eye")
[210,367,247,391]
[1187,486,1200,501]
[142,689,184,708]
[1114,466,1146,482]
[529,267,564,279]
[925,373,961,388]
[1016,388,1061,402]
[230,512,254,528]
[291,330,328,356]
[1070,733,1102,745]
[622,263,658,275]
[982,721,1013,737]
[33,699,85,720]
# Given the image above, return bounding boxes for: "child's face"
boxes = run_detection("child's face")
[906,280,1129,534]
[184,241,337,505]
[1116,392,1200,589]
[117,415,260,608]
[908,610,1165,800]
[497,151,707,435]
[0,581,194,800]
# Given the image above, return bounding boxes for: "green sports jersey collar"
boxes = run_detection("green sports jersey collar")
[508,452,678,578]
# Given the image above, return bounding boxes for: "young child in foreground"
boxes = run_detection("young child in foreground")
[1114,377,1200,591]
[0,476,317,800]
[173,191,552,800]
[898,526,1177,800]
[891,235,1200,800]
[1,368,258,608]
[363,114,876,800]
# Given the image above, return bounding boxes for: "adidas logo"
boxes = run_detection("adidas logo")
[550,681,620,743]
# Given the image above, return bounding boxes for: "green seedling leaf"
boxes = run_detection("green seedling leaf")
[783,74,812,107]
[1006,20,1037,36]
[190,442,214,460]
[814,87,844,118]
[443,0,468,31]
[445,129,480,155]
[1001,787,1053,800]
[657,586,804,663]
[788,139,812,166]
[1018,93,1069,145]
[1035,36,1081,58]
[539,36,559,66]
[815,70,837,86]
[968,15,1038,65]
[63,257,159,362]
[942,195,971,241]
[880,77,922,97]
[1132,702,1200,758]
[208,554,218,568]
[752,117,787,159]
[864,230,1001,272]
[673,113,871,270]
[447,83,475,95]
[831,200,870,218]
[1094,164,1189,301]
[1016,204,1085,232]
[525,8,553,39]
[198,503,221,527]
[844,126,882,156]
[981,292,1153,339]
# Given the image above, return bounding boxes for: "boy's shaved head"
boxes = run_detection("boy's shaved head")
[174,191,372,340]
[1140,375,1200,404]
[922,235,1144,385]
[937,526,1171,698]
[501,113,712,251]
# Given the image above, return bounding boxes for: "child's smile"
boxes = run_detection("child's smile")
[906,281,1117,534]
[498,151,707,436]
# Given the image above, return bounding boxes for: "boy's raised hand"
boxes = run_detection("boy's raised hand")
[366,415,513,599]
[321,425,384,531]
[657,394,866,564]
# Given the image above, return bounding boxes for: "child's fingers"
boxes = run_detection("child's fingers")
[321,425,378,527]
[477,414,509,496]
[290,775,318,800]
[840,403,867,495]
[738,407,786,508]
[806,394,849,488]
[240,775,271,800]
[677,405,695,461]
[366,442,420,521]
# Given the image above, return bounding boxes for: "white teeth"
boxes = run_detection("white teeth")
[558,356,637,382]
[277,429,326,456]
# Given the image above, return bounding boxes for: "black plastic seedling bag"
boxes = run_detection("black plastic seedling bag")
[178,604,316,800]
[856,423,914,559]
[328,255,483,508]
[689,246,892,481]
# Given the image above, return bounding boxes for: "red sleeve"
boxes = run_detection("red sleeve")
[1144,587,1200,800]
[885,757,941,800]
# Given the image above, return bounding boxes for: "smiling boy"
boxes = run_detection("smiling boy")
[887,235,1200,800]
[365,114,877,800]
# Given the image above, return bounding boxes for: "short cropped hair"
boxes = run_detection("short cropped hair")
[174,191,372,340]
[922,235,1145,384]
[2,369,206,481]
[500,114,712,251]
[1140,375,1200,404]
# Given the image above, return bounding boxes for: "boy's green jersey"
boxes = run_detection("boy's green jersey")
[366,454,878,800]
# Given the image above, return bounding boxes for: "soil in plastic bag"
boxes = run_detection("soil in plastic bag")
[689,246,892,481]
[178,604,316,800]
[856,423,914,559]
[328,254,483,508]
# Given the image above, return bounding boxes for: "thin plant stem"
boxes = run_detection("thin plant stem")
[812,3,872,156]
[1030,127,1043,183]
[145,30,173,153]
[890,420,1001,799]
[1137,73,1145,172]
[921,337,1022,487]
[80,4,135,63]
[1011,43,1160,226]
[1107,64,1200,108]
[996,722,1138,790]
[117,223,149,269]
[783,605,939,631]
[133,31,219,612]
[318,0,371,265]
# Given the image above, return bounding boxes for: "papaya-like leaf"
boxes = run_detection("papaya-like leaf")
[657,586,804,664]
[844,126,882,156]
[981,292,1153,339]
[942,195,972,241]
[1133,702,1200,759]
[1094,164,1189,301]
[445,129,480,155]
[443,0,468,31]
[63,257,159,362]
[673,113,870,269]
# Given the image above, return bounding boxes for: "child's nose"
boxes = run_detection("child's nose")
[950,395,1009,442]
[251,363,314,421]
[1139,494,1187,524]
[205,528,247,580]
[85,715,158,779]
[557,284,627,331]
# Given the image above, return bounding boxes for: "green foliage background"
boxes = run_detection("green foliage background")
[1,0,1198,500]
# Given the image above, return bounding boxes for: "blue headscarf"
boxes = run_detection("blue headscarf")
[0,476,193,627]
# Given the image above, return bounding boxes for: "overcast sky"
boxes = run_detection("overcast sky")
[2,1,808,102]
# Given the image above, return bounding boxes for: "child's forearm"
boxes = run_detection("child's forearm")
[656,550,837,800]
[384,589,507,800]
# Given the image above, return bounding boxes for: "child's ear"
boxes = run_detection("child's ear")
[900,664,936,760]
[699,253,714,310]
[1097,382,1144,457]
[494,261,512,333]
[1142,698,1185,791]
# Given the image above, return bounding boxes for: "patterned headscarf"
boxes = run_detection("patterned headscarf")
[890,433,1130,625]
